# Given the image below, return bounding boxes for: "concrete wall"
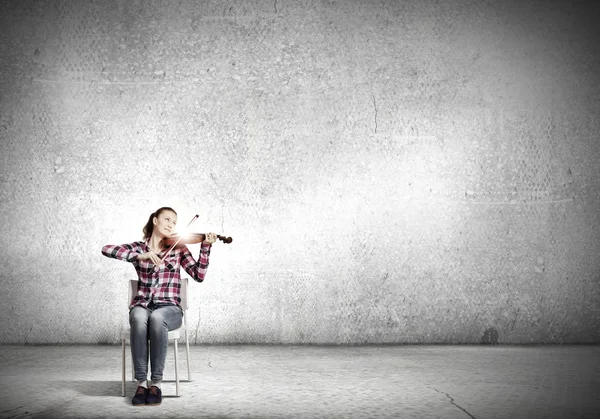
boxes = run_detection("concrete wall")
[1,0,599,344]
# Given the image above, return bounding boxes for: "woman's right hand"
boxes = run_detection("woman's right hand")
[137,251,162,265]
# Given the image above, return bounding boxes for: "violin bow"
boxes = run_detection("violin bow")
[158,214,199,265]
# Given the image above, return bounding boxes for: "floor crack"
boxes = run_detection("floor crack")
[433,388,476,419]
[0,406,24,414]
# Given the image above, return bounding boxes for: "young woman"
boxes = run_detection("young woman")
[101,207,217,406]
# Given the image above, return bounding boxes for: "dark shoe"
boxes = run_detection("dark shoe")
[131,386,148,405]
[146,386,162,406]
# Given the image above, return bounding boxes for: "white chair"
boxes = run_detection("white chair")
[121,277,192,397]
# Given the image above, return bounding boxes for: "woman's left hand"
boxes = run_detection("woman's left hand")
[203,232,217,244]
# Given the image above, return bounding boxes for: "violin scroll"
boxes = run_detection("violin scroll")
[215,234,233,244]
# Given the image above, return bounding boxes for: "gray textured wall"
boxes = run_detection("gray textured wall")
[1,0,599,344]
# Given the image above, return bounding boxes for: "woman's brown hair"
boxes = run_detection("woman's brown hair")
[142,207,177,239]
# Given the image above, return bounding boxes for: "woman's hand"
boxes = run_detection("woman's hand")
[138,251,162,265]
[204,232,217,245]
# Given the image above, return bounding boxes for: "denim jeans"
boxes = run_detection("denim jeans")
[129,304,183,382]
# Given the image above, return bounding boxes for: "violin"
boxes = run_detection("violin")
[161,233,233,249]
[156,214,231,265]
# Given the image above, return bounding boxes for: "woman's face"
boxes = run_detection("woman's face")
[153,210,177,238]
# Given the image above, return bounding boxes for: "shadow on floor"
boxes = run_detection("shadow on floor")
[54,380,123,397]
[53,380,185,400]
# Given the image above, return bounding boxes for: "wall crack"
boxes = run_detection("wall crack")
[194,307,201,345]
[511,308,520,331]
[372,91,378,134]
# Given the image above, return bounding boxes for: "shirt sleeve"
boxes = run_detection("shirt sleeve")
[101,241,143,263]
[181,243,211,283]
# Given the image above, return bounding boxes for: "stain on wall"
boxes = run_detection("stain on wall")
[0,0,599,344]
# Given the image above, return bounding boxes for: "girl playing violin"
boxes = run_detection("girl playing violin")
[101,207,217,406]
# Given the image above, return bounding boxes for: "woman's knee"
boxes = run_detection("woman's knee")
[149,306,182,331]
[129,306,149,327]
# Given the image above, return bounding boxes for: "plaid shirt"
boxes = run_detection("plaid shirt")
[101,240,211,309]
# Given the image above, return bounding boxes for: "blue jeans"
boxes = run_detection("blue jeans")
[129,304,183,382]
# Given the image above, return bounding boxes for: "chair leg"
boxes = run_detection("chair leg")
[185,331,191,381]
[174,339,180,397]
[121,339,126,397]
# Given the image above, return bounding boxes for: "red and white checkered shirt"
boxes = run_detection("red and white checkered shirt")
[101,240,211,309]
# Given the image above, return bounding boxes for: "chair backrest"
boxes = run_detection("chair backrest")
[180,277,189,310]
[127,277,189,311]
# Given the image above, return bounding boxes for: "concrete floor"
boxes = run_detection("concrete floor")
[0,345,599,419]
